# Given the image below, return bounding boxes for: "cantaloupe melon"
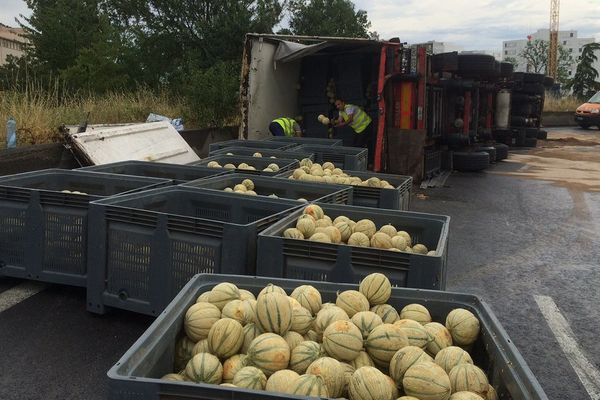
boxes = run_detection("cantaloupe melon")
[207,318,244,359]
[413,243,428,254]
[258,283,287,297]
[486,385,498,400]
[396,231,412,247]
[449,392,485,400]
[371,304,400,324]
[322,320,363,361]
[284,331,304,351]
[242,179,254,190]
[196,291,210,303]
[434,346,473,373]
[365,323,409,367]
[222,354,247,383]
[351,311,383,339]
[348,231,370,247]
[371,232,394,249]
[391,235,408,251]
[239,289,256,301]
[240,322,261,354]
[379,224,398,237]
[386,374,400,399]
[309,232,332,243]
[445,308,480,346]
[340,362,355,397]
[185,353,223,384]
[389,345,433,387]
[359,273,392,305]
[403,361,451,400]
[354,219,377,238]
[348,366,392,400]
[208,282,240,310]
[306,357,345,397]
[424,322,453,356]
[335,221,353,242]
[304,330,319,342]
[291,285,322,316]
[300,158,313,168]
[349,350,375,369]
[221,299,255,326]
[283,228,304,239]
[315,218,332,228]
[233,366,267,390]
[174,335,196,371]
[255,292,292,335]
[265,369,299,393]
[303,204,325,220]
[293,168,306,179]
[314,306,350,336]
[192,338,210,356]
[245,333,291,376]
[400,303,432,325]
[184,302,221,342]
[290,340,322,374]
[290,304,313,334]
[290,374,329,397]
[333,215,350,224]
[324,226,342,243]
[336,290,370,317]
[161,373,186,381]
[448,364,489,397]
[234,184,247,192]
[296,216,316,238]
[394,319,431,349]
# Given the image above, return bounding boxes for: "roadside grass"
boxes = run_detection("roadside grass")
[544,95,581,112]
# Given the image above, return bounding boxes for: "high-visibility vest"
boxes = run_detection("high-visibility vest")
[341,105,371,134]
[273,118,296,137]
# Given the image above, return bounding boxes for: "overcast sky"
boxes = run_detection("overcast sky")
[1,0,599,51]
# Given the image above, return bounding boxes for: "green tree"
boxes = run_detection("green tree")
[568,43,600,99]
[519,39,573,83]
[286,0,371,38]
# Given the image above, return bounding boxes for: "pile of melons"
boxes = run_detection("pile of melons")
[221,178,308,202]
[206,160,281,173]
[288,158,395,189]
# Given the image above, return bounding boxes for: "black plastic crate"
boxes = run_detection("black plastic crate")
[208,139,295,153]
[292,144,368,171]
[0,169,170,287]
[257,203,449,290]
[192,155,299,176]
[267,136,343,146]
[209,146,315,161]
[79,160,231,184]
[107,274,548,400]
[181,173,353,205]
[277,169,413,211]
[86,187,300,316]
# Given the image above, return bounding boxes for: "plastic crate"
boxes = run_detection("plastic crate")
[209,146,315,161]
[107,274,548,400]
[78,160,231,184]
[208,139,295,153]
[86,187,300,316]
[181,173,353,205]
[267,136,343,146]
[292,144,368,171]
[192,155,299,176]
[277,169,413,211]
[257,203,449,290]
[0,169,170,287]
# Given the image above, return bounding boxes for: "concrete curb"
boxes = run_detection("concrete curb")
[541,112,577,127]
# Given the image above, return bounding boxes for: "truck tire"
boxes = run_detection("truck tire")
[476,146,497,163]
[518,83,545,95]
[513,72,545,83]
[457,54,497,75]
[493,143,509,160]
[453,151,490,172]
[500,62,514,77]
[525,128,539,138]
[537,130,548,140]
[524,137,538,147]
[543,76,555,87]
[512,103,533,116]
[511,116,527,127]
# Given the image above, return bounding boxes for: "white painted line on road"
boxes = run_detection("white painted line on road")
[534,295,600,400]
[0,282,47,313]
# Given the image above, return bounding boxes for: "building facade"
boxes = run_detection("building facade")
[0,24,27,65]
[502,29,600,78]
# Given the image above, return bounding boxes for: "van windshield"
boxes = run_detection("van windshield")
[589,91,600,103]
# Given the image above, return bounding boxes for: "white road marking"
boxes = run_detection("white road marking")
[0,281,47,313]
[534,295,600,400]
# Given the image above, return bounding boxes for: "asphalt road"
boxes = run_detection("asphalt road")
[1,127,599,399]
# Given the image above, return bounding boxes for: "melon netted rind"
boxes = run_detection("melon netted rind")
[322,320,363,361]
[448,363,489,397]
[291,374,329,396]
[371,232,393,249]
[161,373,186,381]
[314,306,350,336]
[336,290,370,317]
[184,302,222,342]
[449,391,485,400]
[291,284,323,315]
[232,366,267,390]
[258,283,287,297]
[309,232,332,243]
[389,345,433,387]
[371,304,400,324]
[192,338,210,356]
[240,322,261,354]
[265,369,300,394]
[398,397,422,400]
[245,332,291,376]
[445,308,481,346]
[174,335,196,371]
[403,361,451,400]
[348,231,370,247]
[222,354,247,383]
[348,366,393,400]
[283,228,305,239]
[207,318,244,359]
[365,323,410,367]
[255,292,292,335]
[353,219,377,238]
[296,217,316,238]
[335,221,353,242]
[306,356,345,397]
[221,299,255,326]
[349,350,375,369]
[196,291,210,303]
[434,346,474,373]
[185,353,223,384]
[351,311,383,339]
[290,340,323,374]
[400,303,432,325]
[424,322,453,356]
[379,224,398,238]
[208,282,241,310]
[284,331,304,351]
[394,319,431,349]
[303,204,325,220]
[290,303,314,334]
[359,273,392,306]
[386,374,400,399]
[238,289,256,301]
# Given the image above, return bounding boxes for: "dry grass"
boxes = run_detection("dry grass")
[0,86,192,149]
[543,95,582,112]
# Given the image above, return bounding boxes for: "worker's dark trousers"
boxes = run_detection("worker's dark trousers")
[353,122,374,164]
[269,122,285,136]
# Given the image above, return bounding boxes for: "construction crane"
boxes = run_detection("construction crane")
[548,0,560,79]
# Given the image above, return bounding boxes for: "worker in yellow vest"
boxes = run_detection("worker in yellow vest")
[333,99,372,149]
[269,117,302,137]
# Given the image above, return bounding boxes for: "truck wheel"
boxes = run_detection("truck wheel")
[537,130,548,140]
[453,151,490,172]
[457,54,497,75]
[476,146,497,163]
[524,137,538,147]
[500,62,514,77]
[493,143,509,160]
[511,116,527,127]
[518,83,545,95]
[525,128,539,138]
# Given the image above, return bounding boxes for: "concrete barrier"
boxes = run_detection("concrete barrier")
[541,112,577,127]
